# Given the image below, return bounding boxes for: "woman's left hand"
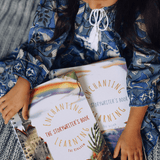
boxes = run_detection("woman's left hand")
[113,126,143,160]
[113,106,149,160]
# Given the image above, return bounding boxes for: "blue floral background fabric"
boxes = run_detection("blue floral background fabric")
[0,0,160,158]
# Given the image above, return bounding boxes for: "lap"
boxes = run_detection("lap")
[148,136,160,160]
[0,113,25,160]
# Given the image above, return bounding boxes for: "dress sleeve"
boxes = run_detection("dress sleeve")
[0,0,69,91]
[127,13,160,107]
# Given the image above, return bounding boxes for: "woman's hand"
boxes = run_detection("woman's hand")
[0,77,31,124]
[113,106,148,160]
[113,127,143,160]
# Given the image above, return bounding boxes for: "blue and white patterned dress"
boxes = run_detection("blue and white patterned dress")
[0,0,160,159]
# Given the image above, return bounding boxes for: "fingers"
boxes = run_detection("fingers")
[0,100,8,113]
[113,142,121,158]
[139,149,144,160]
[22,103,29,120]
[114,142,143,160]
[128,153,134,160]
[0,97,13,124]
[134,153,139,160]
[0,99,30,124]
[134,150,141,160]
[4,111,14,124]
[0,98,16,124]
[2,103,29,124]
[0,99,27,124]
[0,78,31,124]
[0,95,6,105]
[120,151,142,160]
[120,149,143,160]
[3,107,18,124]
[1,104,11,119]
[133,147,143,160]
[121,152,128,160]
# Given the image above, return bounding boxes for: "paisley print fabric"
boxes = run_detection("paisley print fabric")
[0,0,160,158]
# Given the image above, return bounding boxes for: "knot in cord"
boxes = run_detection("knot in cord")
[88,8,109,51]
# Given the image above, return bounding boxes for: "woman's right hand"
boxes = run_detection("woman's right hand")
[0,76,31,124]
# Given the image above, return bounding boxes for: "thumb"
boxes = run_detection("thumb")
[113,141,121,158]
[22,103,29,120]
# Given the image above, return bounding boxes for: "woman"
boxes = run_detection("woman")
[0,0,160,159]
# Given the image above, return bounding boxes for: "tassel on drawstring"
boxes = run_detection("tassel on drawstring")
[88,24,100,51]
[88,8,109,51]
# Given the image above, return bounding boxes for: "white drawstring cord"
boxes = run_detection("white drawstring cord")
[88,8,109,51]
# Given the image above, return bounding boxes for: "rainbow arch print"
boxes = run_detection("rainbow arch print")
[29,81,80,106]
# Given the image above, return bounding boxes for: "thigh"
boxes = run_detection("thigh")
[0,113,25,160]
[147,136,160,160]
